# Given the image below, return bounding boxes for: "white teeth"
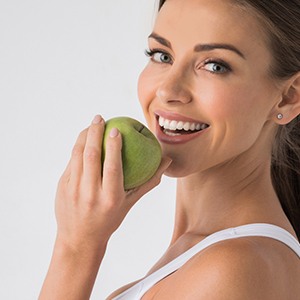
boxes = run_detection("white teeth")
[159,117,165,127]
[158,116,209,132]
[183,122,190,131]
[164,119,170,129]
[177,121,184,130]
[164,130,181,136]
[169,120,178,130]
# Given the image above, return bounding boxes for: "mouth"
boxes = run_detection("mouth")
[155,112,210,144]
[158,115,209,136]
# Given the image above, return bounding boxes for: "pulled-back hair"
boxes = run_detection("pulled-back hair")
[158,0,300,240]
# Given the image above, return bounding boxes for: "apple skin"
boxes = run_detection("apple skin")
[102,117,162,190]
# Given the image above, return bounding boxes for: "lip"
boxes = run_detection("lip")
[154,110,210,145]
[154,110,207,124]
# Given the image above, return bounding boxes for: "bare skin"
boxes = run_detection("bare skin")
[40,0,300,299]
[110,0,300,298]
[38,117,172,299]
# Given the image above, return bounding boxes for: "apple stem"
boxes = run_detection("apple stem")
[138,125,145,133]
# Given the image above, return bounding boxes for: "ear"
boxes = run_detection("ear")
[273,72,300,125]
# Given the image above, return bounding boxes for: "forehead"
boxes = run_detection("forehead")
[153,0,266,51]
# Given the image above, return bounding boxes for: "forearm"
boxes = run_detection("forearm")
[39,238,108,300]
[39,116,170,299]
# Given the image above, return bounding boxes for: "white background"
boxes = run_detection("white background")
[0,1,176,299]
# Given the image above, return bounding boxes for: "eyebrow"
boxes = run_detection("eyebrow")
[148,32,172,48]
[148,32,246,59]
[194,43,245,59]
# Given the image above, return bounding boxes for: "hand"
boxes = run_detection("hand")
[54,115,172,253]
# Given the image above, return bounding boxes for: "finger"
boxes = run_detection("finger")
[102,128,124,196]
[69,128,88,185]
[59,160,71,184]
[127,156,172,204]
[82,115,105,186]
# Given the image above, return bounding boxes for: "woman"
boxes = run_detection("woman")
[39,0,300,299]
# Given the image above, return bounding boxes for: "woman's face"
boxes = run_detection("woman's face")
[138,0,281,177]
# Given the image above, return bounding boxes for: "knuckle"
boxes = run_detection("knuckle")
[106,136,122,152]
[80,127,89,136]
[152,174,162,186]
[58,175,68,187]
[72,144,84,158]
[77,128,88,142]
[88,125,98,135]
[105,164,121,177]
[68,184,80,199]
[84,147,100,163]
[84,191,98,207]
[103,198,119,213]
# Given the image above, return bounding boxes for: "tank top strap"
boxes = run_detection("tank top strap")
[112,223,300,300]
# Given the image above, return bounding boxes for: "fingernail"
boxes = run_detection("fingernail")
[92,115,103,124]
[110,128,119,138]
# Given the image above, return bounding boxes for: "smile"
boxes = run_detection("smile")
[159,116,209,136]
[155,112,210,144]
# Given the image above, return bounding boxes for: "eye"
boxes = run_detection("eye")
[203,60,231,74]
[145,49,173,64]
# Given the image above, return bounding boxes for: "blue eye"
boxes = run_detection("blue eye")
[145,49,172,64]
[203,61,230,74]
[153,52,172,63]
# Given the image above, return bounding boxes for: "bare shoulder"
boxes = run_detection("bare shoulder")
[106,279,141,300]
[153,237,300,300]
[107,237,300,299]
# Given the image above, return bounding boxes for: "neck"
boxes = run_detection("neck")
[170,155,286,244]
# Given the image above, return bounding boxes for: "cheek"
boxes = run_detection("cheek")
[197,82,270,150]
[137,67,154,109]
[197,80,266,124]
[137,67,158,128]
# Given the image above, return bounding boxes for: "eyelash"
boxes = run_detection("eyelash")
[145,48,173,64]
[144,48,232,74]
[201,59,232,74]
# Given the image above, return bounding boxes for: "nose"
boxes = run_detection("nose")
[156,66,193,105]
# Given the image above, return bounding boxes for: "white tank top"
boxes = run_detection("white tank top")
[112,223,300,300]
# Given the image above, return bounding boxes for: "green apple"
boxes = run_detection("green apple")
[102,116,162,190]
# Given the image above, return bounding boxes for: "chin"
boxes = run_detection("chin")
[162,159,196,178]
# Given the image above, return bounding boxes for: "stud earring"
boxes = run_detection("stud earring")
[277,113,283,120]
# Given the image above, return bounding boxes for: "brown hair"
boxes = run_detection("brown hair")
[158,0,300,240]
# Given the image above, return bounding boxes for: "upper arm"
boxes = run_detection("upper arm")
[163,238,275,300]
